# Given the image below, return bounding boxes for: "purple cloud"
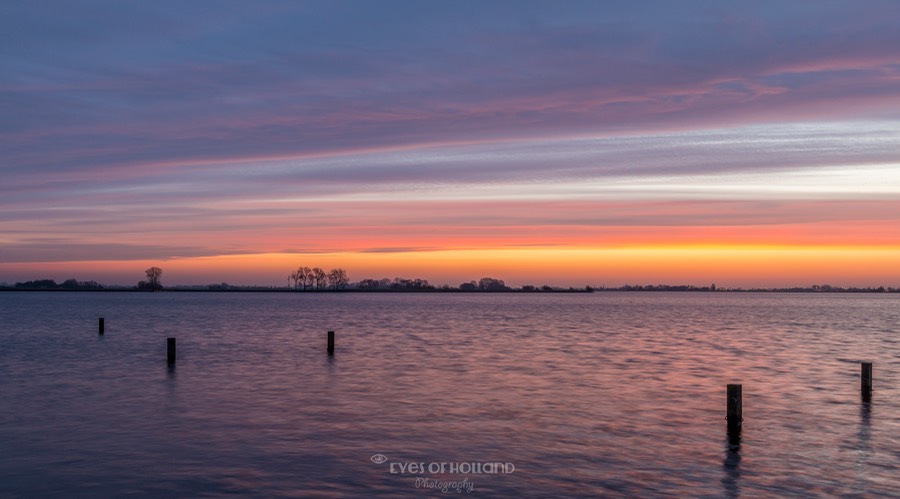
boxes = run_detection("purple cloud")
[3,1,900,175]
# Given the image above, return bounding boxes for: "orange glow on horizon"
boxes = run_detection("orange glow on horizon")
[4,244,900,289]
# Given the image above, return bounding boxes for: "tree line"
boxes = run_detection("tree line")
[309,274,534,292]
[320,275,512,291]
[11,279,103,290]
[357,277,434,290]
[289,267,349,291]
[14,265,894,293]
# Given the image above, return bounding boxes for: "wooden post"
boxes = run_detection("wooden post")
[327,331,335,355]
[99,317,105,335]
[167,338,176,364]
[861,362,873,400]
[727,384,742,436]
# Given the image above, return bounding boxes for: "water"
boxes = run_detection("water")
[1,291,899,497]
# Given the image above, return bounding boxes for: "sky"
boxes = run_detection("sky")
[2,0,900,288]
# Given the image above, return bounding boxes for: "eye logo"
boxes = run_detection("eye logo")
[370,454,388,464]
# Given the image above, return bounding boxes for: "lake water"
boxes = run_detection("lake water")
[1,291,899,497]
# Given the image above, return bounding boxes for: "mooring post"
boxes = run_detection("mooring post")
[327,331,335,355]
[167,337,176,364]
[861,362,873,400]
[99,317,105,335]
[727,384,742,437]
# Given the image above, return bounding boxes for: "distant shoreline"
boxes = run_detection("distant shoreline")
[0,287,592,294]
[1,287,896,294]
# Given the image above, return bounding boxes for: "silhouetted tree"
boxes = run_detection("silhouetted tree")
[289,267,312,290]
[312,267,326,291]
[294,267,302,290]
[478,277,508,291]
[139,267,163,291]
[357,278,381,289]
[301,267,314,290]
[289,266,324,290]
[328,268,349,290]
[388,277,433,290]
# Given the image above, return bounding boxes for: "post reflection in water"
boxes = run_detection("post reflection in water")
[854,400,872,493]
[722,434,741,498]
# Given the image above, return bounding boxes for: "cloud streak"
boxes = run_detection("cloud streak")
[4,1,900,172]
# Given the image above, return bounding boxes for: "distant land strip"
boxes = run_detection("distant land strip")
[1,279,897,293]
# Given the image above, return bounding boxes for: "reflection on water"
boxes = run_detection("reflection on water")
[1,291,899,497]
[722,436,741,499]
[854,400,872,493]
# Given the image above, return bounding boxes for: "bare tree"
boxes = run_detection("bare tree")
[328,268,349,290]
[297,267,312,291]
[301,267,313,290]
[312,267,327,291]
[288,266,317,290]
[139,267,163,291]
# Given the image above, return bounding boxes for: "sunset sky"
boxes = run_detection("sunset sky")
[2,1,900,287]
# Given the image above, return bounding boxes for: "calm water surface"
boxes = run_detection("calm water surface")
[1,291,899,497]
